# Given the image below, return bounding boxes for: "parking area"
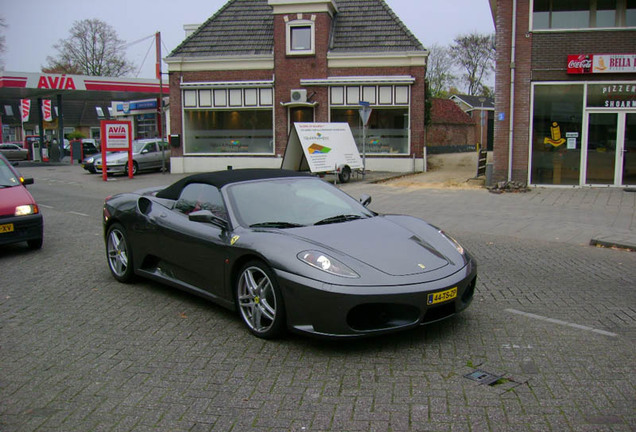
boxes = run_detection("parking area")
[1,164,635,431]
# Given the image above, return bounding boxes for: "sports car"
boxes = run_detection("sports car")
[103,169,476,339]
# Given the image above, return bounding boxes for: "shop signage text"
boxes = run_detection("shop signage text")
[567,54,636,74]
[37,75,77,90]
[587,83,636,108]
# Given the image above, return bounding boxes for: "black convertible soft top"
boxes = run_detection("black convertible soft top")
[156,169,313,200]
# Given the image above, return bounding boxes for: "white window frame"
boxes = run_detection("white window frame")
[286,19,315,56]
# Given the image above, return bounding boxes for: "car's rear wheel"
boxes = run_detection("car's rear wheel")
[106,223,135,282]
[236,261,285,339]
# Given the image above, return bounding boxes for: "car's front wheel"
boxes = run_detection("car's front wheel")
[106,223,135,282]
[236,261,286,339]
[125,161,139,176]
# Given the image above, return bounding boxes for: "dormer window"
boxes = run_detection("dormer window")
[286,19,315,55]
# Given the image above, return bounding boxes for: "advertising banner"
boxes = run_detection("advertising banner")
[567,54,636,74]
[42,99,52,122]
[282,123,363,173]
[20,99,30,122]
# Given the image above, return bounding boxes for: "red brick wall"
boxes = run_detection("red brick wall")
[531,31,636,81]
[273,13,332,155]
[493,0,532,183]
[426,124,476,149]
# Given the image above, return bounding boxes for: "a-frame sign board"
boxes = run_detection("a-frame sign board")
[281,122,363,174]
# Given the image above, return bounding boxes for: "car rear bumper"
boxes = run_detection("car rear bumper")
[276,259,477,338]
[0,214,44,246]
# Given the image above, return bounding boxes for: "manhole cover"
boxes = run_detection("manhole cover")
[464,369,503,385]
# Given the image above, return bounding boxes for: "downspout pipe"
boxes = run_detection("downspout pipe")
[507,0,517,182]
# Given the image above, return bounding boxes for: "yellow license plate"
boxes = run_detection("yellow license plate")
[0,223,15,234]
[427,287,457,305]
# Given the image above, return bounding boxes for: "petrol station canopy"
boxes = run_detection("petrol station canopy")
[0,71,168,101]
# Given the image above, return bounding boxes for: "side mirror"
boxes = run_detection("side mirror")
[21,177,34,186]
[189,209,228,230]
[359,194,372,207]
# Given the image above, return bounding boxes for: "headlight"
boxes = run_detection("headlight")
[298,251,359,278]
[439,230,464,255]
[86,157,94,163]
[15,204,39,216]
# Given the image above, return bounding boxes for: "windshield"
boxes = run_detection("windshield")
[226,177,374,228]
[0,158,21,187]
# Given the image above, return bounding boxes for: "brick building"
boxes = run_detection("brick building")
[165,0,427,173]
[490,0,636,186]
[426,98,477,153]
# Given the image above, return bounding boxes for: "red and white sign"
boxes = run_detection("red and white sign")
[100,120,133,181]
[568,54,636,74]
[20,99,31,122]
[0,71,168,94]
[42,99,52,122]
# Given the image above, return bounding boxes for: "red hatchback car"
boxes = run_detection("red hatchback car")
[0,154,43,249]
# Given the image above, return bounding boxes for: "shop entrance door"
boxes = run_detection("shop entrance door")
[622,113,636,186]
[584,112,636,186]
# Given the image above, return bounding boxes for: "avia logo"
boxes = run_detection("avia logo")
[107,125,128,139]
[37,75,77,90]
[307,143,331,154]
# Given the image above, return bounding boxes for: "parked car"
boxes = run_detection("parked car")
[81,154,99,173]
[0,153,43,249]
[95,139,169,175]
[103,169,476,339]
[0,143,29,161]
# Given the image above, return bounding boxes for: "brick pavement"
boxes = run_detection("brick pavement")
[0,165,634,431]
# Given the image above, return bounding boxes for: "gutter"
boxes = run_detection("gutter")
[507,0,517,182]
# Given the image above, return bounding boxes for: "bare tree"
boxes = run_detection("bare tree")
[0,17,6,71]
[450,32,495,96]
[43,19,135,77]
[425,43,457,98]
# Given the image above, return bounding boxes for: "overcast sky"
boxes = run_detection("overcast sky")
[2,0,495,79]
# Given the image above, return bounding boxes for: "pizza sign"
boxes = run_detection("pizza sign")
[567,54,636,74]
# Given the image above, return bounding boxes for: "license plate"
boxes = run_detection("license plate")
[427,287,457,305]
[0,223,15,234]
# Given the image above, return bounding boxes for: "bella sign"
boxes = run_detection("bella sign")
[567,54,636,74]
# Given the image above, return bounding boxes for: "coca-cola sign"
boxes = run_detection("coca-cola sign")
[567,55,592,73]
[568,54,636,74]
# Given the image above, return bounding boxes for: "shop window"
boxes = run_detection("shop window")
[530,84,584,185]
[183,109,274,155]
[286,20,315,55]
[331,108,409,155]
[532,0,633,29]
[627,0,636,25]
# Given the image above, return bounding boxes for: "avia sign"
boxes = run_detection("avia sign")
[100,120,133,181]
[37,75,77,90]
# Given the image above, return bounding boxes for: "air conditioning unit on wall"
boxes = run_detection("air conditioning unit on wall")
[290,89,307,103]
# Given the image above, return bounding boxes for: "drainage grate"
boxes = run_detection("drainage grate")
[464,369,503,386]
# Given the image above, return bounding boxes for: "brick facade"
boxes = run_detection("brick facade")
[492,0,636,184]
[166,0,428,173]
